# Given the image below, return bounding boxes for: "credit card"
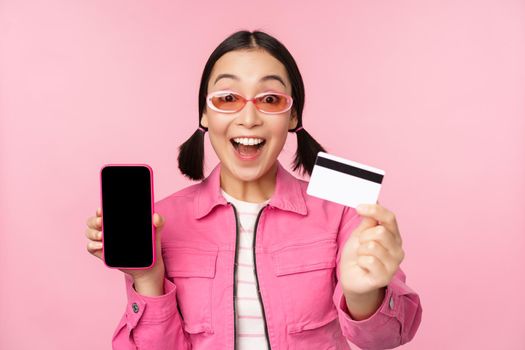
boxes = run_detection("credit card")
[306,152,385,208]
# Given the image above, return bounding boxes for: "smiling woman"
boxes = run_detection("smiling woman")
[177,30,326,188]
[101,29,423,350]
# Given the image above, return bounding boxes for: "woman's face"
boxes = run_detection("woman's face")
[201,49,297,183]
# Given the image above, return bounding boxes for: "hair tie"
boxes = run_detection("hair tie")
[295,126,304,132]
[198,126,207,133]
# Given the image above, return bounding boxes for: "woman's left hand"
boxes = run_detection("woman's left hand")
[339,202,405,298]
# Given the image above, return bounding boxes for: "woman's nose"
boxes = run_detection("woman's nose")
[236,100,262,127]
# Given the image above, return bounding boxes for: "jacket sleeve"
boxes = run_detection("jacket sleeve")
[332,206,423,350]
[111,274,190,350]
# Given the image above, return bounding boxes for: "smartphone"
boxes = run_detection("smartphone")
[100,164,156,269]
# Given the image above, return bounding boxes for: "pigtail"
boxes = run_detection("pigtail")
[177,128,206,181]
[292,127,327,177]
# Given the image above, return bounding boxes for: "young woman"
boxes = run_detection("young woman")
[86,30,422,350]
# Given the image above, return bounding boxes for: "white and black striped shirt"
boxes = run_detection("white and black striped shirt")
[221,189,270,350]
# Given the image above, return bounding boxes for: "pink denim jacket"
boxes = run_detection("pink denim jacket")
[112,161,422,349]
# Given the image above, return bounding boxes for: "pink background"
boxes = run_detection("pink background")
[1,0,524,349]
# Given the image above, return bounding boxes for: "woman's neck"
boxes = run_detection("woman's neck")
[220,162,277,203]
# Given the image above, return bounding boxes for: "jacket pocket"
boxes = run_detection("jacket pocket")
[163,241,218,334]
[271,238,339,334]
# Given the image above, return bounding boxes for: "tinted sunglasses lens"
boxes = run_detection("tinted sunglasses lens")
[255,94,291,113]
[210,92,244,112]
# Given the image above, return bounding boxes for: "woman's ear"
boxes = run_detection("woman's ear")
[200,113,209,128]
[288,109,298,130]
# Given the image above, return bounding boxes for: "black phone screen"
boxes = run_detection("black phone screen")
[101,165,154,268]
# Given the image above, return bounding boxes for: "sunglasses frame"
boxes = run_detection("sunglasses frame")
[206,90,294,115]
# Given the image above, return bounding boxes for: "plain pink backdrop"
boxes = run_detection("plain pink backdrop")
[1,0,524,349]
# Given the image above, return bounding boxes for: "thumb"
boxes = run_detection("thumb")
[153,213,165,231]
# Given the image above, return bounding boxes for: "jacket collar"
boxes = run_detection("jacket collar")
[194,160,308,219]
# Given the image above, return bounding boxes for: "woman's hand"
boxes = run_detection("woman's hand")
[85,208,166,291]
[339,202,405,299]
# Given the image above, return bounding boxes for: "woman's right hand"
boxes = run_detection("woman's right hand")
[85,207,166,295]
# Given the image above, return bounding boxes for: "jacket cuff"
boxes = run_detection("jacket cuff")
[338,285,394,326]
[124,274,178,330]
[336,274,413,331]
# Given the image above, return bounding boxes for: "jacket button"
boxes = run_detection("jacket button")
[389,296,394,310]
[132,302,139,313]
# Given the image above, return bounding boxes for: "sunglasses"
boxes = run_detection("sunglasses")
[206,90,293,115]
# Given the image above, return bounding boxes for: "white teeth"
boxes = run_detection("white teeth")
[233,137,264,146]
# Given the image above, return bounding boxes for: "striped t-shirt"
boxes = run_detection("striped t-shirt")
[221,189,270,350]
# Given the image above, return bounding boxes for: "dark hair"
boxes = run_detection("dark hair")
[178,30,326,180]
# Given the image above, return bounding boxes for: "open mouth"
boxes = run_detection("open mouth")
[230,138,266,159]
[230,139,266,150]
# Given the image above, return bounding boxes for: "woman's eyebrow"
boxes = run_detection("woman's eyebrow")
[213,73,287,87]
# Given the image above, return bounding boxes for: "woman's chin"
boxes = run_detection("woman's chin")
[230,163,265,182]
[223,156,276,183]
